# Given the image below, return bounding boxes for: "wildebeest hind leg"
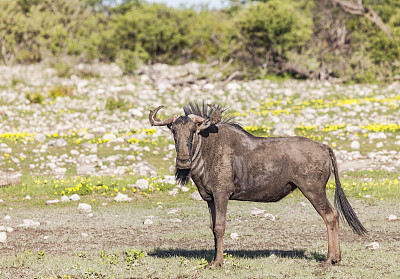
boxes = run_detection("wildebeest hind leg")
[300,188,341,264]
[207,195,229,267]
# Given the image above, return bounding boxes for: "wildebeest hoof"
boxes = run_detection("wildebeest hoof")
[324,256,341,265]
[206,260,223,268]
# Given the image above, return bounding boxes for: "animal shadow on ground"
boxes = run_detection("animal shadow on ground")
[148,248,326,262]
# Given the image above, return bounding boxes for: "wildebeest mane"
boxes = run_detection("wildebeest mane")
[183,101,237,126]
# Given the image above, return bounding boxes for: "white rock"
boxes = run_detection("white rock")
[87,213,94,217]
[135,178,149,190]
[33,133,46,142]
[366,242,380,249]
[263,213,276,221]
[25,195,31,200]
[191,191,203,201]
[60,195,70,202]
[43,236,49,240]
[169,188,179,196]
[129,108,144,117]
[4,215,11,220]
[0,199,3,203]
[0,226,4,231]
[368,132,387,140]
[0,232,6,243]
[250,207,266,217]
[76,164,95,176]
[69,194,81,201]
[47,138,67,147]
[102,133,116,141]
[70,150,80,156]
[46,199,60,205]
[167,209,180,215]
[350,140,360,149]
[181,186,189,192]
[92,127,106,135]
[144,219,153,225]
[78,203,92,213]
[230,233,239,240]
[387,215,398,221]
[19,219,40,228]
[171,218,182,223]
[81,233,89,237]
[164,175,176,184]
[113,193,132,202]
[394,140,400,146]
[376,142,384,148]
[6,227,13,233]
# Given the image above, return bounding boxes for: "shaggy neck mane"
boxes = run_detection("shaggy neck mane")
[183,101,237,125]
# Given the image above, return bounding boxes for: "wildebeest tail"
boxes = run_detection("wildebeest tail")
[328,147,367,235]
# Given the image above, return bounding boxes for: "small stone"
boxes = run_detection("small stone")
[250,207,265,217]
[33,133,46,142]
[181,186,189,192]
[376,142,384,148]
[366,242,379,249]
[69,194,81,201]
[60,195,70,202]
[169,188,179,196]
[81,233,89,237]
[114,193,132,202]
[164,175,176,184]
[25,195,31,200]
[129,108,144,117]
[171,218,182,223]
[144,219,153,225]
[4,215,11,220]
[135,179,149,190]
[43,236,49,240]
[102,133,116,141]
[87,213,94,217]
[70,150,80,156]
[230,233,239,240]
[6,227,13,233]
[78,203,92,213]
[167,209,180,215]
[19,219,40,228]
[47,138,67,147]
[387,215,398,221]
[0,232,6,243]
[350,140,360,149]
[92,127,106,135]
[263,213,276,221]
[0,199,3,203]
[46,199,60,205]
[191,191,203,201]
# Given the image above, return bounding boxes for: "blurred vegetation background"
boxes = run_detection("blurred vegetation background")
[1,0,399,83]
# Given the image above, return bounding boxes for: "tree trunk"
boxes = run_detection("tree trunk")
[331,0,393,39]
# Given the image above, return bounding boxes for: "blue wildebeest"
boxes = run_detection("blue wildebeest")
[149,102,366,267]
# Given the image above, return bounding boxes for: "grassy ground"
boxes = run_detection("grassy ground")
[0,171,399,278]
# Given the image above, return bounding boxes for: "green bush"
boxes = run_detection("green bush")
[0,0,399,83]
[236,1,312,66]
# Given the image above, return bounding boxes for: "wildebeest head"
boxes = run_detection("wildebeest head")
[149,104,222,171]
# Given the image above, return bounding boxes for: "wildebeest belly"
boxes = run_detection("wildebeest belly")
[229,142,327,202]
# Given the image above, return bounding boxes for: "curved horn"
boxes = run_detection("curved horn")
[188,114,205,123]
[149,106,178,126]
[207,104,222,124]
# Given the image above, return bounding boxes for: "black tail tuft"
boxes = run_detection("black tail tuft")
[329,148,367,235]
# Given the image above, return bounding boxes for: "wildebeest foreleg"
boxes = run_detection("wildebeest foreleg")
[207,195,229,267]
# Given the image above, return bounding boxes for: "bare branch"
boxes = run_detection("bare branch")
[331,0,393,38]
